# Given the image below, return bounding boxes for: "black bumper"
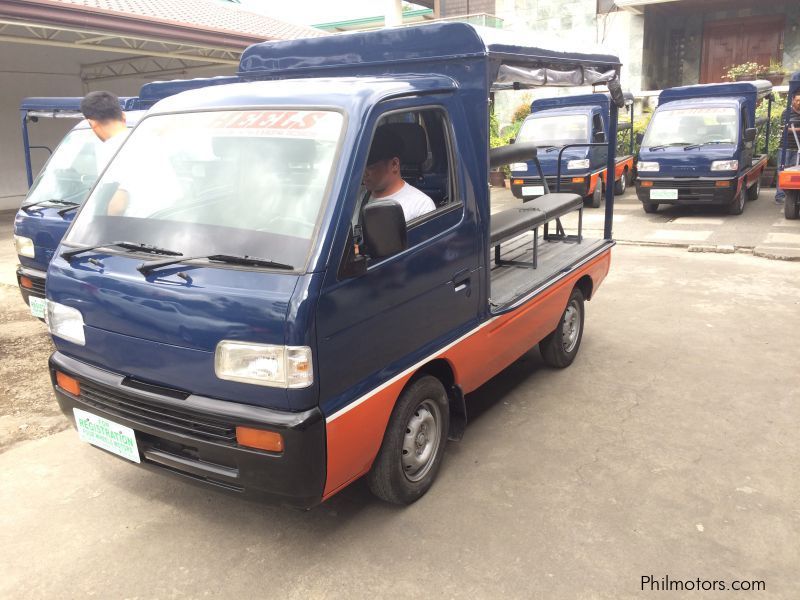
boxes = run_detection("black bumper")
[49,352,327,509]
[635,178,738,205]
[16,264,46,306]
[511,177,590,200]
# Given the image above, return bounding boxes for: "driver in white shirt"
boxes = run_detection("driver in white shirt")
[362,126,435,222]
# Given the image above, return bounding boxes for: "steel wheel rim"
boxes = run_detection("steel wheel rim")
[620,175,626,192]
[561,299,581,353]
[738,190,744,211]
[401,399,442,482]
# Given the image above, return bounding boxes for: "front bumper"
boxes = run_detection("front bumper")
[49,352,327,509]
[510,176,590,200]
[635,177,738,205]
[16,264,46,306]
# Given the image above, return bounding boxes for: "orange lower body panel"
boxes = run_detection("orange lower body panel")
[322,248,612,499]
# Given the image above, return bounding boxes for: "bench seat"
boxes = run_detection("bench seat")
[490,192,584,268]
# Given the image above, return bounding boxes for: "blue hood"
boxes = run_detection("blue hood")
[14,206,75,272]
[638,144,738,178]
[46,253,318,411]
[510,146,594,177]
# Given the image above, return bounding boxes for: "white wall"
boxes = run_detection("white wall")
[0,43,230,211]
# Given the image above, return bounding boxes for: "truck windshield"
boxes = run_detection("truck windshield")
[22,129,103,208]
[516,114,589,147]
[65,109,345,271]
[643,106,738,147]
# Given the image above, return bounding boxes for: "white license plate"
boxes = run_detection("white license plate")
[29,296,46,319]
[521,185,545,196]
[73,408,141,463]
[650,189,678,200]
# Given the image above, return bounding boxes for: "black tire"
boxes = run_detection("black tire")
[643,202,659,214]
[746,177,760,201]
[786,191,800,220]
[588,182,602,208]
[539,288,585,369]
[367,375,449,505]
[613,169,627,195]
[728,186,745,215]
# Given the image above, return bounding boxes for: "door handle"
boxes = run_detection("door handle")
[453,270,471,295]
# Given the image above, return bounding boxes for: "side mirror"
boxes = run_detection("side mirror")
[607,79,627,109]
[635,132,644,145]
[362,199,407,259]
[592,131,606,143]
[743,127,757,143]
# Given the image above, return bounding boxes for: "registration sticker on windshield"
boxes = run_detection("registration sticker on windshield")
[74,408,141,463]
[29,296,46,319]
[206,110,342,140]
[650,189,678,200]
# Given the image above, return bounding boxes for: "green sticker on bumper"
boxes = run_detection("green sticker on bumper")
[73,408,140,463]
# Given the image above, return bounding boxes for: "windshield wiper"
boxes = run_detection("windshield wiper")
[62,241,182,261]
[684,141,734,150]
[137,253,294,275]
[57,204,80,216]
[21,199,79,213]
[647,142,692,151]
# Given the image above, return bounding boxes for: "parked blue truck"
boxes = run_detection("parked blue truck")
[13,76,238,318]
[45,24,624,508]
[510,92,635,207]
[635,80,773,215]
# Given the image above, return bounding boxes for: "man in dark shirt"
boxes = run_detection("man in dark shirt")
[776,92,800,204]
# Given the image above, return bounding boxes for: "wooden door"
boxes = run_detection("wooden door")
[701,16,784,84]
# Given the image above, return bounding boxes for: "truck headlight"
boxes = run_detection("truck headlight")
[637,161,660,172]
[711,160,738,171]
[510,163,528,172]
[215,341,313,388]
[567,159,590,170]
[14,235,35,258]
[46,301,85,346]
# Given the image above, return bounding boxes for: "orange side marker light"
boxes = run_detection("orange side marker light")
[19,276,34,289]
[56,371,81,396]
[236,427,284,453]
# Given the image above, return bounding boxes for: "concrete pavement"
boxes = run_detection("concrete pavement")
[1,245,798,599]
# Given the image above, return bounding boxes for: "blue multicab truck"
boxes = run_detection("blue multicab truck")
[13,76,238,319]
[778,71,800,220]
[635,80,773,215]
[510,92,635,207]
[44,24,627,508]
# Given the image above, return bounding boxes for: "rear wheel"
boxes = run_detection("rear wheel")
[728,186,745,215]
[643,202,659,214]
[367,375,449,505]
[539,288,585,369]
[614,169,627,195]
[746,177,761,201]
[786,190,800,220]
[588,182,602,208]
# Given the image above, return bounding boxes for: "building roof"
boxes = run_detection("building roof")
[5,0,326,47]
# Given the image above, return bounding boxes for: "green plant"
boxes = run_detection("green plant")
[766,58,786,74]
[632,109,653,155]
[723,62,766,81]
[756,94,787,166]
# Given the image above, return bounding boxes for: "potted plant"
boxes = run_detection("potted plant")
[723,62,765,82]
[761,59,787,86]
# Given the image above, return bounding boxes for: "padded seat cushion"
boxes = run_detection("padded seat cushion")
[490,193,582,246]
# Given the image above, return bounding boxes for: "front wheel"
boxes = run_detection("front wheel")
[746,177,761,201]
[728,186,745,215]
[614,169,627,195]
[588,182,602,208]
[643,202,659,214]
[786,190,800,220]
[368,375,449,505]
[539,288,585,369]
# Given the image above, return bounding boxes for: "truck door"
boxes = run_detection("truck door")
[315,99,481,412]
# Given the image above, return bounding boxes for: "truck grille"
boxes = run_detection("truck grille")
[23,274,46,296]
[78,379,237,445]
